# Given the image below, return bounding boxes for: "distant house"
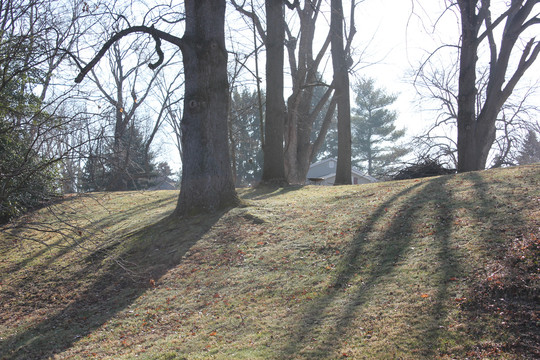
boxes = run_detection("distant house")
[306,158,377,185]
[148,176,177,191]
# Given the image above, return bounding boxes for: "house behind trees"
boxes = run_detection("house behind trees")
[306,158,377,185]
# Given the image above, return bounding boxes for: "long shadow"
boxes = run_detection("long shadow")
[280,170,534,358]
[278,179,426,357]
[458,171,536,355]
[279,175,464,358]
[1,193,177,285]
[411,177,460,357]
[0,209,225,360]
[0,195,175,310]
[241,185,304,200]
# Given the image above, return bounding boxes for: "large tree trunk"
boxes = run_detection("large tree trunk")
[456,0,481,173]
[331,0,351,185]
[175,0,238,216]
[261,0,287,184]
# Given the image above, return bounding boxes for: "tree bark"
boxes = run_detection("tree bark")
[331,0,351,185]
[74,0,238,214]
[261,0,287,184]
[175,0,238,215]
[456,0,481,172]
[283,1,334,184]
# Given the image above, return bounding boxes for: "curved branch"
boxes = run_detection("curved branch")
[75,25,183,83]
[148,30,164,70]
[413,44,460,88]
[231,0,266,43]
[284,0,300,10]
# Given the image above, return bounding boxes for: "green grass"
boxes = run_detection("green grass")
[1,165,539,359]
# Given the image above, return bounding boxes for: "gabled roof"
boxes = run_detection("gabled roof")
[309,157,337,168]
[308,158,378,182]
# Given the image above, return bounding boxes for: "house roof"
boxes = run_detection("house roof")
[309,157,336,168]
[308,158,378,182]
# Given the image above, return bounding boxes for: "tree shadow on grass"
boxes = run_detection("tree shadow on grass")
[278,175,484,358]
[0,193,177,298]
[1,193,177,282]
[457,171,539,357]
[279,170,534,359]
[241,185,305,200]
[0,209,226,360]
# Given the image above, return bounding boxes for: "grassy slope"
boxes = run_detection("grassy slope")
[0,165,538,360]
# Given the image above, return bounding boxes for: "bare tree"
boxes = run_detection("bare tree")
[232,0,358,184]
[454,0,540,172]
[261,0,289,184]
[154,68,184,166]
[283,0,335,184]
[76,0,238,215]
[82,22,175,190]
[413,1,540,170]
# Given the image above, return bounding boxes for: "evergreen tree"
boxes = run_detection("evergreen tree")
[229,89,263,186]
[0,121,59,223]
[517,130,540,165]
[0,40,59,222]
[352,78,409,176]
[80,124,157,191]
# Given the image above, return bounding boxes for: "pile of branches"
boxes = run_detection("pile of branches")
[393,157,456,180]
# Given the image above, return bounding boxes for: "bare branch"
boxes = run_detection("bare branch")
[284,0,300,10]
[75,25,183,83]
[231,0,267,43]
[502,38,540,99]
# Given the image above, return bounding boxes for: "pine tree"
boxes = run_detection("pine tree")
[517,130,540,165]
[80,124,157,191]
[229,89,263,186]
[352,78,409,176]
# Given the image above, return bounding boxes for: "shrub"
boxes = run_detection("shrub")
[0,121,59,223]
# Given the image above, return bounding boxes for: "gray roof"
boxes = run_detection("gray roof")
[307,158,377,182]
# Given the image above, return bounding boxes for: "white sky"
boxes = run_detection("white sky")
[352,0,458,133]
[352,0,539,134]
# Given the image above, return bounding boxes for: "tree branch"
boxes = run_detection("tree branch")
[310,95,337,162]
[502,38,540,100]
[75,25,183,83]
[231,0,267,43]
[284,0,300,10]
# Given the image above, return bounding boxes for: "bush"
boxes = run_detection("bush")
[0,121,59,223]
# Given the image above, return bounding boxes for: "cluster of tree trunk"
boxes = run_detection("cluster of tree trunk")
[73,0,539,216]
[76,0,355,214]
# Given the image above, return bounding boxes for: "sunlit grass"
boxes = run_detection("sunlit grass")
[1,165,539,359]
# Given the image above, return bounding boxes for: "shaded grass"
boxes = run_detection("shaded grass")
[1,165,539,359]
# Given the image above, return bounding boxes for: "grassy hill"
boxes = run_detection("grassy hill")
[1,165,538,359]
